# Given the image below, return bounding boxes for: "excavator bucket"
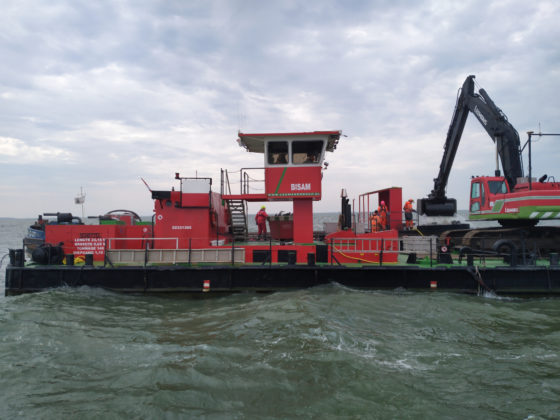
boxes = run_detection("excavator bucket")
[418,197,457,216]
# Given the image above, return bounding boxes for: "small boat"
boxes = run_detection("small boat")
[23,213,83,254]
[23,225,45,252]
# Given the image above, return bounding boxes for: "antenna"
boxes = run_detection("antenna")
[140,178,152,192]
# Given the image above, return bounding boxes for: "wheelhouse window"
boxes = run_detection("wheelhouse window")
[267,141,288,165]
[488,180,507,194]
[292,140,324,165]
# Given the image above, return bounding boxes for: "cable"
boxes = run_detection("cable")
[331,245,398,265]
[0,253,9,272]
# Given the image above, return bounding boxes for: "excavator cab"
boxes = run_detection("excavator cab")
[469,176,509,215]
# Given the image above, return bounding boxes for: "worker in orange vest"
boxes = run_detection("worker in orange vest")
[377,201,389,230]
[403,198,416,230]
[255,205,269,240]
[369,210,382,232]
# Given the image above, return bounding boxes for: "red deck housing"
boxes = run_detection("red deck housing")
[153,190,229,249]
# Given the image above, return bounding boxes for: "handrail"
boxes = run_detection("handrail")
[329,236,400,253]
[221,169,233,196]
[329,235,438,266]
[221,167,265,195]
[239,167,265,195]
[329,236,398,266]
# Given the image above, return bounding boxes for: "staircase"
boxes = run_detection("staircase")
[226,199,248,241]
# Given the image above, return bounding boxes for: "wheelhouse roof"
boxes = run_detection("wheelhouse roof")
[237,130,342,153]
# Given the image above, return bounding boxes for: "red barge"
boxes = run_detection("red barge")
[5,130,560,296]
[29,131,401,266]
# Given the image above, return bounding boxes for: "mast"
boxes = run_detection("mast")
[74,187,86,219]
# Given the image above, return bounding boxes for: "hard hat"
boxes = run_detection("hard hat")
[261,206,266,209]
[381,201,385,205]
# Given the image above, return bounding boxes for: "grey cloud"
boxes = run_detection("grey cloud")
[0,0,559,216]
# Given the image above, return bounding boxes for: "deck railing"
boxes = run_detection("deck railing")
[220,167,265,196]
[329,235,439,266]
[329,236,393,265]
[101,234,440,266]
[106,247,246,264]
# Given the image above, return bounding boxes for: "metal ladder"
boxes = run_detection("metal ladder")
[226,199,248,241]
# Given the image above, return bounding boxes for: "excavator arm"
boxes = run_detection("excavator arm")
[419,75,523,216]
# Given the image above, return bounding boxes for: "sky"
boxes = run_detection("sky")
[1,0,559,218]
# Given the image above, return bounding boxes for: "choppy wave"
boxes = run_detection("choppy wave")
[0,285,559,419]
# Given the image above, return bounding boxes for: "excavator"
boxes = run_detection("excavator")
[418,75,560,253]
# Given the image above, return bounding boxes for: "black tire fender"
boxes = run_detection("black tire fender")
[492,239,517,255]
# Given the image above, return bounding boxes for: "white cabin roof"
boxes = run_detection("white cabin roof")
[237,131,342,153]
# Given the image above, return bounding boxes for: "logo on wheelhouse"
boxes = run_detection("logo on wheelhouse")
[291,183,311,191]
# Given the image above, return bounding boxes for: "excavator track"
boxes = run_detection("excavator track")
[439,226,560,255]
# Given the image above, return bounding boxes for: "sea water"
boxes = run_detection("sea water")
[1,218,559,419]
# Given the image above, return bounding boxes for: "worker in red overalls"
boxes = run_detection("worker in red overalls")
[378,201,389,230]
[403,198,416,230]
[255,205,269,240]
